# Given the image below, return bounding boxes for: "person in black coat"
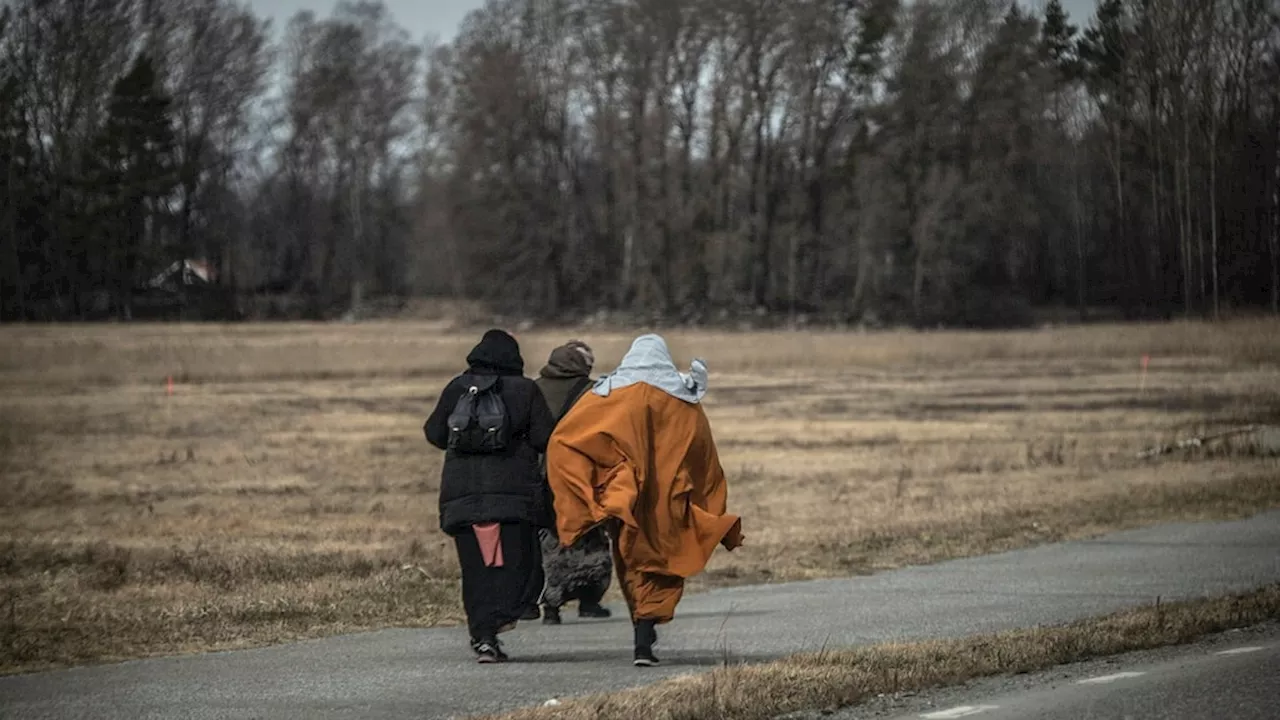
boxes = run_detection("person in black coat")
[423,329,556,663]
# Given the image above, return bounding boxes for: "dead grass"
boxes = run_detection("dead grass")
[2,317,1277,389]
[1,318,1278,674]
[480,584,1280,720]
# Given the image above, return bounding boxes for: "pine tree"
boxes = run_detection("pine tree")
[1077,0,1129,93]
[1040,0,1081,82]
[86,54,178,318]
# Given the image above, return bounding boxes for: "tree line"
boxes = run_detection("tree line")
[2,0,1278,326]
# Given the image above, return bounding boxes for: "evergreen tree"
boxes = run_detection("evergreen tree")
[1077,0,1130,97]
[86,54,178,318]
[1040,0,1081,82]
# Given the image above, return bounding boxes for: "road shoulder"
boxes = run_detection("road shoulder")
[785,620,1280,720]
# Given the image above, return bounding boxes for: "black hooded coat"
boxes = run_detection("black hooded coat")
[425,330,556,535]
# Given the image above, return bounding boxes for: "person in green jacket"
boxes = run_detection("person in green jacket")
[523,340,614,624]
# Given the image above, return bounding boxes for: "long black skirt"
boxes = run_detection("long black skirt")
[454,522,540,641]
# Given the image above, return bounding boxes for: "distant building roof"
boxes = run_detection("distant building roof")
[147,259,217,290]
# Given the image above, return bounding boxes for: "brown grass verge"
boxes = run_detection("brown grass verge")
[1,319,1278,674]
[479,584,1280,720]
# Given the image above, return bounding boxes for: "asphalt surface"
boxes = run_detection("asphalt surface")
[801,622,1280,720]
[2,510,1279,720]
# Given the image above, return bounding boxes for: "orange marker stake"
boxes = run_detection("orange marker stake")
[167,375,174,397]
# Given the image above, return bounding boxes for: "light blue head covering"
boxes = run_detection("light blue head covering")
[592,334,709,403]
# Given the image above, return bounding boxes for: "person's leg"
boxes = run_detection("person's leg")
[539,573,565,625]
[576,530,613,618]
[626,572,683,667]
[536,528,567,624]
[491,522,539,634]
[617,564,660,666]
[520,534,545,621]
[576,583,611,618]
[609,523,686,666]
[608,522,636,620]
[609,526,659,666]
[457,524,545,663]
[454,530,503,661]
[632,618,659,667]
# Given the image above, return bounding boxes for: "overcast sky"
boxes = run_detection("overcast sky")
[246,0,477,42]
[247,0,1101,44]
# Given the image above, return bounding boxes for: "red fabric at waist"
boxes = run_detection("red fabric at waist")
[473,523,504,567]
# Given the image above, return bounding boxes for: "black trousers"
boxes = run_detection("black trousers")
[454,522,540,641]
[524,540,545,609]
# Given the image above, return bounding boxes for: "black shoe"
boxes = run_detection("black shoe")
[542,605,562,625]
[520,604,541,621]
[633,645,659,667]
[473,638,508,664]
[633,619,659,667]
[578,603,612,619]
[470,635,508,654]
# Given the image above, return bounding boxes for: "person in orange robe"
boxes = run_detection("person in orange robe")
[545,334,744,667]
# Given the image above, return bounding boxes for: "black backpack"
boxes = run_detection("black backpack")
[446,375,511,453]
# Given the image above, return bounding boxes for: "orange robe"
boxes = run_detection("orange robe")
[545,382,743,623]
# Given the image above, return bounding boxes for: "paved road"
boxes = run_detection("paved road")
[803,621,1280,720]
[3,511,1279,720]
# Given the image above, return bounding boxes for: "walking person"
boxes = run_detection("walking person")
[528,340,613,625]
[423,329,556,663]
[545,334,744,666]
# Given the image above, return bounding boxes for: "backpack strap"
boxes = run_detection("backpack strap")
[557,376,593,420]
[456,373,500,395]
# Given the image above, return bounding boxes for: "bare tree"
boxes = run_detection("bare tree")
[5,0,1280,324]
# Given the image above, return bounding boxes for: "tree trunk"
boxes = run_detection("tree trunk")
[1271,119,1279,315]
[1150,102,1169,317]
[749,112,767,306]
[5,237,21,321]
[762,150,783,310]
[1210,108,1220,321]
[912,243,928,324]
[851,226,873,318]
[603,160,620,306]
[806,174,825,311]
[349,161,364,317]
[1271,213,1279,315]
[1264,202,1274,313]
[627,79,648,309]
[1106,118,1129,312]
[655,90,674,313]
[5,151,24,320]
[787,226,798,324]
[1186,82,1200,315]
[682,116,706,306]
[1072,148,1085,321]
[1177,99,1192,316]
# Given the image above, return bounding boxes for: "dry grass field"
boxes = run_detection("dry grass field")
[1,318,1279,675]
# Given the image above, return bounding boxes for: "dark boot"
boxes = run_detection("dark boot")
[578,602,612,619]
[542,604,562,625]
[633,619,659,667]
[520,604,541,621]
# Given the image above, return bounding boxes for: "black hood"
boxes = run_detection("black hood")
[465,329,524,375]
